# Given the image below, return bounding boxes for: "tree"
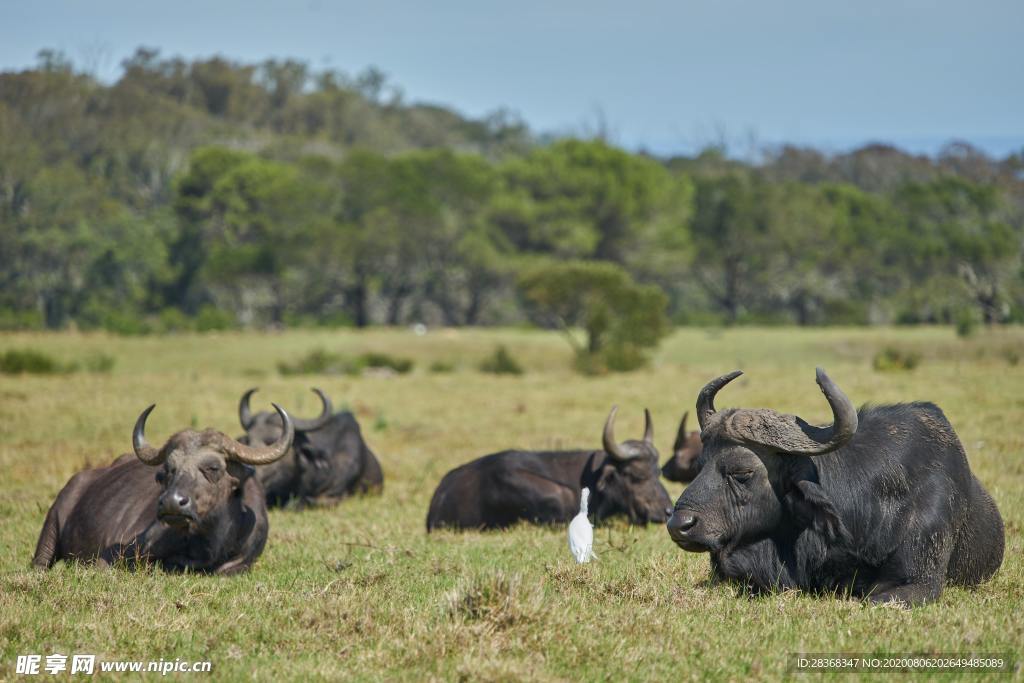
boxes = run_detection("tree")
[688,172,777,323]
[519,260,669,373]
[498,139,690,265]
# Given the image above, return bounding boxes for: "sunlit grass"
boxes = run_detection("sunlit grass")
[1,326,1022,680]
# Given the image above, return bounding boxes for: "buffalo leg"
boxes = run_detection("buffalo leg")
[214,555,254,575]
[867,580,943,607]
[868,519,953,606]
[31,505,61,570]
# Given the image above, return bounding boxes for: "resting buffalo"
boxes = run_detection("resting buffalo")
[661,411,703,482]
[239,388,383,507]
[667,369,1004,606]
[427,407,673,531]
[33,404,293,574]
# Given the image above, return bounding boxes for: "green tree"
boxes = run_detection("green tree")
[519,260,669,373]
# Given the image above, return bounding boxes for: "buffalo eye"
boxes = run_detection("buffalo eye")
[155,470,166,484]
[729,469,754,483]
[200,463,224,483]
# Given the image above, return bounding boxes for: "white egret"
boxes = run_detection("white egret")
[568,487,596,563]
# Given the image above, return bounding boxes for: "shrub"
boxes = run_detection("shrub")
[282,311,354,329]
[873,347,921,372]
[0,349,116,375]
[575,343,649,376]
[278,349,357,376]
[157,307,193,333]
[78,302,152,335]
[479,345,524,375]
[1002,347,1020,366]
[361,352,414,374]
[278,349,415,376]
[429,360,456,373]
[195,305,236,332]
[0,349,66,374]
[954,308,980,338]
[0,309,45,331]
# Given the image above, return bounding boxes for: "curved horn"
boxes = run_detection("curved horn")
[221,403,294,465]
[238,388,258,430]
[721,367,858,456]
[132,404,165,466]
[696,370,743,430]
[292,388,333,431]
[642,408,654,445]
[673,411,690,451]
[602,405,630,460]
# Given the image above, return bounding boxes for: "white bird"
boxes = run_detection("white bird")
[568,487,596,563]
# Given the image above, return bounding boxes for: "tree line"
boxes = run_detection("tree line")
[2,48,1023,333]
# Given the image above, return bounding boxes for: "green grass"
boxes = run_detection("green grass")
[1,326,1022,681]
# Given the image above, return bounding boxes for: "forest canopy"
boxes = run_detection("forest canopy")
[2,48,1023,332]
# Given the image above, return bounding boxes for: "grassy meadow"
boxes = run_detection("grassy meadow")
[1,326,1022,681]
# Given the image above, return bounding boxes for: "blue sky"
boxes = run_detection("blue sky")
[2,0,1021,157]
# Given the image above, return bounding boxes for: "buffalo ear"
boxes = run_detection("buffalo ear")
[785,480,851,545]
[226,461,255,493]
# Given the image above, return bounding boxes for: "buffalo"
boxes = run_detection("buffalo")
[661,411,703,482]
[32,404,293,574]
[427,407,673,530]
[666,369,1004,606]
[239,388,383,507]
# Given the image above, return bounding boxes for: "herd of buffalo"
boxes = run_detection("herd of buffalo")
[31,368,1004,606]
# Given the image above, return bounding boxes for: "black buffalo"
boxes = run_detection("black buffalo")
[667,369,1004,606]
[33,404,294,574]
[427,407,673,530]
[661,411,703,482]
[239,388,383,507]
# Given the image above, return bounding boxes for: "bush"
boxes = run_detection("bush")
[361,352,414,374]
[278,349,415,376]
[0,309,45,331]
[195,305,236,332]
[954,308,981,338]
[479,345,524,375]
[157,307,193,333]
[0,349,66,374]
[0,349,116,375]
[282,311,354,329]
[873,347,921,372]
[1002,347,1020,366]
[278,349,357,376]
[574,345,649,375]
[429,360,456,373]
[78,302,152,335]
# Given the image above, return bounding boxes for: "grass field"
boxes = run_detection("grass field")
[1,326,1022,681]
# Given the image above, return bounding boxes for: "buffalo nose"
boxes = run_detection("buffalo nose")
[161,492,190,512]
[676,514,697,531]
[667,512,698,538]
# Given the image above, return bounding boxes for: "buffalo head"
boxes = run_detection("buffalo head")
[238,388,335,491]
[660,411,703,482]
[667,368,857,553]
[594,407,673,524]
[239,387,332,445]
[132,403,294,530]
